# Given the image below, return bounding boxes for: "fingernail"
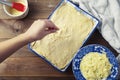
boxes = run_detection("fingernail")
[45,28,49,31]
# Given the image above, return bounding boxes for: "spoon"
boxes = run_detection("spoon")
[0,0,25,12]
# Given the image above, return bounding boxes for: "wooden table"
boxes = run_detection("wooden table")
[0,0,118,80]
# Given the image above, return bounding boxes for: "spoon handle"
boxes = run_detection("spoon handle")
[0,0,12,7]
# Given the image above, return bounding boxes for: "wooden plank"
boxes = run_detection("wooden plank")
[9,46,37,58]
[0,57,74,77]
[0,19,34,38]
[28,0,60,11]
[0,77,75,80]
[27,0,61,19]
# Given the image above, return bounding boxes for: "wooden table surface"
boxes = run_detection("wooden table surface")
[0,0,119,80]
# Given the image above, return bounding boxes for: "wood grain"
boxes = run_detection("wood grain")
[0,57,73,76]
[0,0,118,80]
[0,0,75,80]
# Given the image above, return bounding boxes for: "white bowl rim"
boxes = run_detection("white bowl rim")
[3,0,28,17]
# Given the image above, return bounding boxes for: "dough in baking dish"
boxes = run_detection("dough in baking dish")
[31,2,94,69]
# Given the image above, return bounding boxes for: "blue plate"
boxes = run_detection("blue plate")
[72,44,119,80]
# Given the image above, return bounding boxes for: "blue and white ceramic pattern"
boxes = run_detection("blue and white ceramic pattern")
[72,44,119,80]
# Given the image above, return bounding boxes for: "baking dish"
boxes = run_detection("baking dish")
[28,0,101,72]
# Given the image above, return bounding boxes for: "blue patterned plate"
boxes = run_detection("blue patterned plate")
[72,44,119,80]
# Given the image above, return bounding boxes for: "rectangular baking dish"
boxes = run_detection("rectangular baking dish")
[28,0,101,72]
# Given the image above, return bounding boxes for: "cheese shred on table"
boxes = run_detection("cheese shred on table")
[80,52,112,80]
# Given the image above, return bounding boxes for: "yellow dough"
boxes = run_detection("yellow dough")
[31,2,94,69]
[80,52,112,80]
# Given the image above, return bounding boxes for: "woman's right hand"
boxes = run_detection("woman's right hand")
[24,19,59,42]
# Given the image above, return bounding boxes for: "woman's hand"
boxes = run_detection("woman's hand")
[24,19,59,42]
[0,19,59,63]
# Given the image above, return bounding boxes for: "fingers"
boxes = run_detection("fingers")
[45,20,59,33]
[45,26,58,34]
[35,19,59,35]
[47,20,59,29]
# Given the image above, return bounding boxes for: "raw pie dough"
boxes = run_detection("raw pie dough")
[31,2,94,69]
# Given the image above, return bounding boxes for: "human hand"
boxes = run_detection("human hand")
[24,19,59,42]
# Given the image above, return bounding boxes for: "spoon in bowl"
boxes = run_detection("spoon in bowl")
[0,0,25,12]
